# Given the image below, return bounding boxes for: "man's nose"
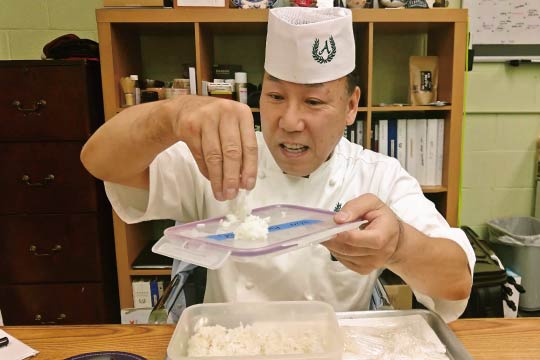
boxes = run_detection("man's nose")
[278,103,305,132]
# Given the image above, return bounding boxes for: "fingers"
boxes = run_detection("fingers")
[198,102,256,201]
[202,118,224,201]
[239,110,258,191]
[323,230,383,256]
[220,112,243,200]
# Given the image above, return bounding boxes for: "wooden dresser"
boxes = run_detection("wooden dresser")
[0,60,119,325]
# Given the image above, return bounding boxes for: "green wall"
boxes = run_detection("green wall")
[0,0,101,59]
[1,0,538,238]
[462,64,540,236]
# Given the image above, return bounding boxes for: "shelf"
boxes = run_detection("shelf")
[421,186,447,193]
[99,7,467,309]
[130,269,172,276]
[97,8,467,24]
[371,105,452,112]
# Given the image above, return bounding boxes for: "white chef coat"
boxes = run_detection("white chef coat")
[105,132,475,322]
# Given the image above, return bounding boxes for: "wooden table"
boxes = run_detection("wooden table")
[2,318,540,360]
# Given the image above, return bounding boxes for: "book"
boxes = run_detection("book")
[425,119,439,185]
[387,119,397,158]
[132,279,153,308]
[416,119,427,185]
[378,120,388,156]
[189,67,197,95]
[372,121,379,153]
[435,118,445,186]
[150,279,159,307]
[406,119,417,178]
[356,120,364,146]
[396,119,407,168]
[132,241,173,270]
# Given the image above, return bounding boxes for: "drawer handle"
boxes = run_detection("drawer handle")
[29,244,62,256]
[20,174,55,186]
[12,99,47,114]
[34,313,66,324]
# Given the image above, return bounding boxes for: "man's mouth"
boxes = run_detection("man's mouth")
[280,143,309,153]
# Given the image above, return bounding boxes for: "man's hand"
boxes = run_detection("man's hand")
[323,193,472,301]
[323,193,403,274]
[162,96,259,201]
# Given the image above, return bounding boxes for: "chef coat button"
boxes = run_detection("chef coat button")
[329,179,336,187]
[245,281,254,290]
[258,172,266,179]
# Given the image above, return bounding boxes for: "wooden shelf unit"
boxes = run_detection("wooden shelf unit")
[96,8,467,309]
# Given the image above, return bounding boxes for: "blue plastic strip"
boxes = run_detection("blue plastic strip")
[206,219,322,241]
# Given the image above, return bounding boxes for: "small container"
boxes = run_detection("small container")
[167,301,343,360]
[153,204,365,269]
[130,74,141,105]
[234,72,248,104]
[141,90,158,103]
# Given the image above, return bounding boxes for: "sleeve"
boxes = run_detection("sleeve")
[104,141,207,224]
[381,163,476,323]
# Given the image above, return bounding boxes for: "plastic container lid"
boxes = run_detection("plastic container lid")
[152,204,365,269]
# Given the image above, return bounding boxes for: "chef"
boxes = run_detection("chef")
[81,6,474,322]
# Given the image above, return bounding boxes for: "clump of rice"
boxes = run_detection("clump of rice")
[234,215,270,242]
[187,322,325,356]
[216,190,271,242]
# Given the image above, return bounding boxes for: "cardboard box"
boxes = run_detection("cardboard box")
[380,269,413,310]
[104,0,165,6]
[383,284,413,310]
[121,308,153,324]
[121,308,176,324]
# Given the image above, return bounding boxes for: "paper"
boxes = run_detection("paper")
[0,329,39,360]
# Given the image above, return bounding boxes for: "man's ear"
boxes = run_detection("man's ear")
[346,86,361,126]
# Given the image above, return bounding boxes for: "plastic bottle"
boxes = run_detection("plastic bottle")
[234,72,248,104]
[130,74,141,105]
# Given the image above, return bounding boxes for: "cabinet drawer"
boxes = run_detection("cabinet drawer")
[0,63,103,141]
[0,283,112,325]
[0,142,98,214]
[0,214,107,283]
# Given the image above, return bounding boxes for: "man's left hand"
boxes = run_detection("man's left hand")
[323,193,403,274]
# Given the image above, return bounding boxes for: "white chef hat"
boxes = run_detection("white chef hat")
[264,7,355,84]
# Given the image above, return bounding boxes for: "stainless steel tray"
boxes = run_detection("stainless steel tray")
[336,309,472,360]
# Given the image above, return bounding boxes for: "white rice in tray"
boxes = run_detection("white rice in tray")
[187,322,325,356]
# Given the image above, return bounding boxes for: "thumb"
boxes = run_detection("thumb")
[333,193,383,224]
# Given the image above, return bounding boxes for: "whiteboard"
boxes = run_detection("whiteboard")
[463,0,540,45]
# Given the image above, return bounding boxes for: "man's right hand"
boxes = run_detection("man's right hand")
[161,95,258,201]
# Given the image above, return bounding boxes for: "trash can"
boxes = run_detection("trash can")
[487,216,540,311]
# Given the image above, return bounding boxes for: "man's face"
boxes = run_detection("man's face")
[259,73,360,177]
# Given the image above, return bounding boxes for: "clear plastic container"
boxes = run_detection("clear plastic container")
[166,301,343,360]
[153,204,365,269]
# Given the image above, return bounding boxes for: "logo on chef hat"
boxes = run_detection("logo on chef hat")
[312,36,336,64]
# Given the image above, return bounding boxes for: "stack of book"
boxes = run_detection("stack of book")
[371,118,444,186]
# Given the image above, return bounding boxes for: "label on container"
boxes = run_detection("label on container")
[238,87,248,104]
[207,219,322,241]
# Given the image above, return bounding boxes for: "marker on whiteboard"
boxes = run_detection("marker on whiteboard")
[508,59,540,66]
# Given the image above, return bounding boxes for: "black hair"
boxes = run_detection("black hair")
[345,70,359,96]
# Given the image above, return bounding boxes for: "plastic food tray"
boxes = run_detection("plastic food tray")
[167,301,343,360]
[336,309,473,360]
